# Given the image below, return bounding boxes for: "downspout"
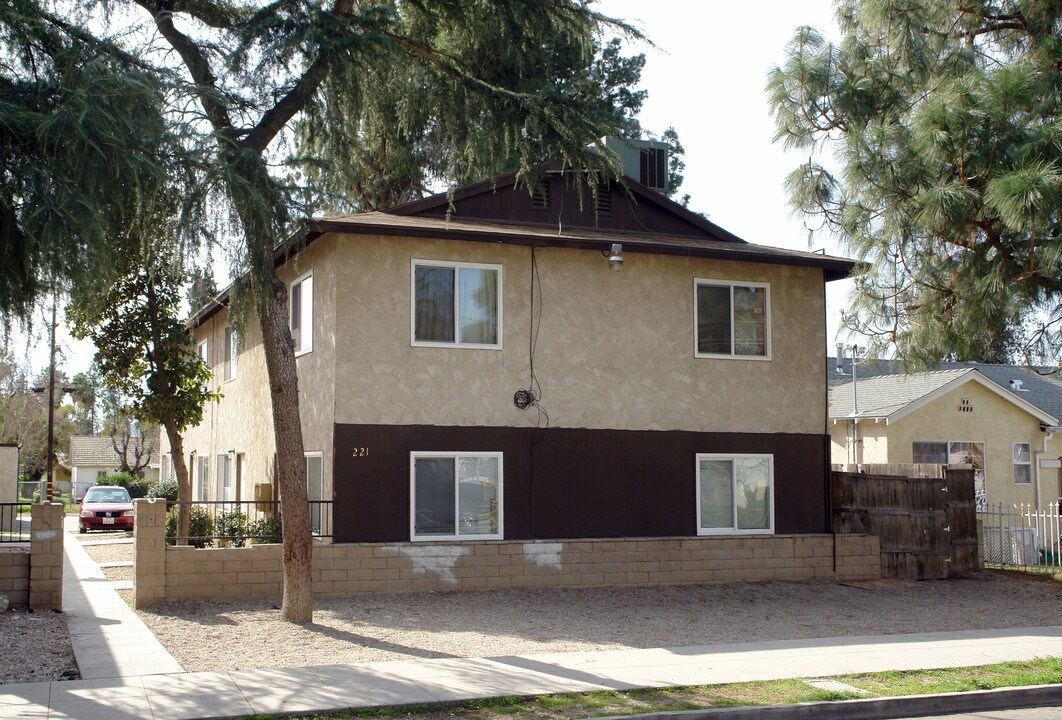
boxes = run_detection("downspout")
[1034,429,1058,509]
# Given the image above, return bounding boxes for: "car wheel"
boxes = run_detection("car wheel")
[78,526,86,534]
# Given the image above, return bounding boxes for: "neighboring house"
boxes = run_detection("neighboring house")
[828,360,1062,510]
[162,150,856,545]
[70,435,159,499]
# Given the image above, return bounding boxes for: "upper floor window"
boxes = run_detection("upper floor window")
[196,339,209,389]
[695,279,770,359]
[411,260,501,348]
[223,325,238,381]
[290,270,313,355]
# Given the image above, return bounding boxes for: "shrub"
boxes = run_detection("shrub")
[148,478,179,505]
[97,471,149,499]
[165,504,214,548]
[250,514,283,544]
[215,509,249,548]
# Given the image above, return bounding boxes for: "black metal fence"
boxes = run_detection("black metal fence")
[0,503,31,543]
[165,500,333,547]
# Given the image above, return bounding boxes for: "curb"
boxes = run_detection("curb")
[588,684,1062,720]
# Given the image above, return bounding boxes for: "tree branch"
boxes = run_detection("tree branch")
[241,0,354,153]
[133,0,237,140]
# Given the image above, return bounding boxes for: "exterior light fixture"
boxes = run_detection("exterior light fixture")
[607,243,623,271]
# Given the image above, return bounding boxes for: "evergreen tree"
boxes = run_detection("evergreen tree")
[767,0,1061,369]
[53,0,649,623]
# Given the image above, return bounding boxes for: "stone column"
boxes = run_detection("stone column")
[134,499,168,609]
[29,502,64,610]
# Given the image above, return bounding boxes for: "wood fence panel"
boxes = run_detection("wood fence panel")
[831,464,978,580]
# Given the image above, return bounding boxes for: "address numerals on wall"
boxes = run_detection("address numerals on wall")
[351,447,369,458]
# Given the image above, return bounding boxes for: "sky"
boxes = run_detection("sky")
[9,0,850,379]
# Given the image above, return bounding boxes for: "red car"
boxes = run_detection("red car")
[79,486,135,533]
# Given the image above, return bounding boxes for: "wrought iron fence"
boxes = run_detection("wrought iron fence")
[0,503,31,543]
[166,499,332,547]
[979,502,1062,571]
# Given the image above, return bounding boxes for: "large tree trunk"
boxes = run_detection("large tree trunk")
[253,257,314,624]
[164,419,191,546]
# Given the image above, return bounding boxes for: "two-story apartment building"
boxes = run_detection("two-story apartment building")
[161,163,855,546]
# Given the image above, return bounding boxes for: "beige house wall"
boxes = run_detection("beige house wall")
[829,419,889,466]
[0,445,17,504]
[883,381,1050,508]
[160,237,338,504]
[332,233,827,434]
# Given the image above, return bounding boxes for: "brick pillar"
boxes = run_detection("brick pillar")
[134,499,168,609]
[29,502,64,610]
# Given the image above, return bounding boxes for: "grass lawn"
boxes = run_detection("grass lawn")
[251,658,1062,720]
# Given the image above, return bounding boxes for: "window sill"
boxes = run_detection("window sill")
[294,348,313,358]
[411,535,504,542]
[696,529,775,536]
[411,341,503,351]
[695,353,772,361]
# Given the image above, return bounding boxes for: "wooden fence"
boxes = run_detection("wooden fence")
[831,464,978,580]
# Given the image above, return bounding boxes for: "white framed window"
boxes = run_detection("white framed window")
[306,452,324,534]
[216,453,233,504]
[290,270,313,355]
[196,339,210,388]
[410,452,502,540]
[411,260,502,349]
[1013,442,1032,484]
[912,440,987,509]
[196,455,209,502]
[223,325,238,381]
[696,454,773,534]
[160,454,170,483]
[694,279,770,359]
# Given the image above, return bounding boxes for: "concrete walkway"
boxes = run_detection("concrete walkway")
[61,523,184,680]
[3,521,1059,719]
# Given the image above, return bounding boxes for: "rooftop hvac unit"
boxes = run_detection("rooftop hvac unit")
[602,137,669,193]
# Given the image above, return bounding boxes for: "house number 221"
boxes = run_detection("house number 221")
[351,447,369,457]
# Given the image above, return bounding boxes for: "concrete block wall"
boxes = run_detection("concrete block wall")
[0,548,29,606]
[133,502,882,606]
[29,503,64,610]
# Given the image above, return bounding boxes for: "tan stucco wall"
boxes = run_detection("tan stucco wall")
[0,445,17,504]
[160,237,337,503]
[332,234,828,434]
[164,232,832,503]
[882,381,1050,508]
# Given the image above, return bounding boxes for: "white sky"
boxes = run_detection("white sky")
[10,0,851,378]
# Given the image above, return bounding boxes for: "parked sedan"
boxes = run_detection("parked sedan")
[79,486,134,533]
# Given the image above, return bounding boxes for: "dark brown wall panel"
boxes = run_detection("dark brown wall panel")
[333,424,828,543]
[435,179,707,237]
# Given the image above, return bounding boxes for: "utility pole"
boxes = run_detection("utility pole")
[45,288,57,503]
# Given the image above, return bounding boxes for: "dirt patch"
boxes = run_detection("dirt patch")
[134,571,1062,673]
[0,609,77,684]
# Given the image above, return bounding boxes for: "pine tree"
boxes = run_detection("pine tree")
[767,0,1061,369]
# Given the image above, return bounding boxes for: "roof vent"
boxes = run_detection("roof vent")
[602,137,669,194]
[595,181,612,215]
[1010,379,1030,392]
[531,180,550,210]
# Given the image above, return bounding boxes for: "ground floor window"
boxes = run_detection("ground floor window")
[1013,442,1032,485]
[410,452,502,540]
[912,440,986,509]
[196,455,209,502]
[696,454,773,534]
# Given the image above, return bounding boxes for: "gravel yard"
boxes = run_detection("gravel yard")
[133,571,1062,673]
[0,609,77,684]
[15,536,1062,683]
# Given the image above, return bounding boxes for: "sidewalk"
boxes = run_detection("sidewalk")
[2,523,1060,719]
